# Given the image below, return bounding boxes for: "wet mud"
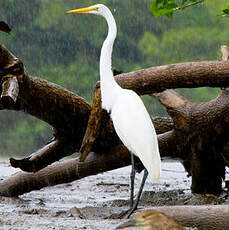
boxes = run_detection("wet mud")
[0,160,228,229]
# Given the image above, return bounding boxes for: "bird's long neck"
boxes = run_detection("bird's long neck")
[100,8,121,112]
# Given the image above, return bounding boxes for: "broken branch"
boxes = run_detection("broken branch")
[1,76,19,107]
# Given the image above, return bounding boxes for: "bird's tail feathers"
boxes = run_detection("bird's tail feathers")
[140,149,161,184]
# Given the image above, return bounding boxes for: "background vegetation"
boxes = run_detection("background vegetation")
[0,0,228,156]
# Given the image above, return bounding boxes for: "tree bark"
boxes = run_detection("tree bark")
[116,61,229,94]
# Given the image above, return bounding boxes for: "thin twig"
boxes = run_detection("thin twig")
[173,0,205,12]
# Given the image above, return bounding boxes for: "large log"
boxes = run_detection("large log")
[0,146,129,197]
[0,129,178,197]
[117,61,229,94]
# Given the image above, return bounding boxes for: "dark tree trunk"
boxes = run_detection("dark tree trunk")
[153,89,229,194]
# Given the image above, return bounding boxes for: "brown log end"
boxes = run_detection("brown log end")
[0,76,19,107]
[9,157,35,172]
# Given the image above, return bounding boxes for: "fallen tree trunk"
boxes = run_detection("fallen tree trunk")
[0,44,229,197]
[0,146,129,197]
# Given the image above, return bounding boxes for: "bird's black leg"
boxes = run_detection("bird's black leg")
[126,169,148,218]
[118,166,148,219]
[130,153,135,207]
[117,153,136,218]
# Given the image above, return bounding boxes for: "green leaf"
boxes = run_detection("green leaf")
[223,8,229,14]
[217,6,229,17]
[150,0,177,18]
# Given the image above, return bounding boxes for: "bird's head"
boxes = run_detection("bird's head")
[67,4,107,16]
[116,210,184,229]
[116,210,153,229]
[116,210,184,230]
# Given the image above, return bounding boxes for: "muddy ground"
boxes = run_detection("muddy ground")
[0,159,228,230]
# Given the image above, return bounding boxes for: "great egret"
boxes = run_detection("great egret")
[67,4,161,217]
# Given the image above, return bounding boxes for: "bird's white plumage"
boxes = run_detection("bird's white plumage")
[96,4,161,184]
[70,4,161,184]
[110,88,160,183]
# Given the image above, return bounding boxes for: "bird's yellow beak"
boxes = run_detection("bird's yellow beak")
[67,6,98,14]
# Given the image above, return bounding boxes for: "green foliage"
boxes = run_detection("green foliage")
[40,56,98,103]
[150,0,178,18]
[150,0,228,18]
[139,26,229,64]
[0,0,228,156]
[0,111,51,157]
[217,6,229,17]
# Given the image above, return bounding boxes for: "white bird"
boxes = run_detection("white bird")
[67,4,161,217]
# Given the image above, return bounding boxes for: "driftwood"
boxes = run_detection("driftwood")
[0,43,229,227]
[0,44,229,196]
